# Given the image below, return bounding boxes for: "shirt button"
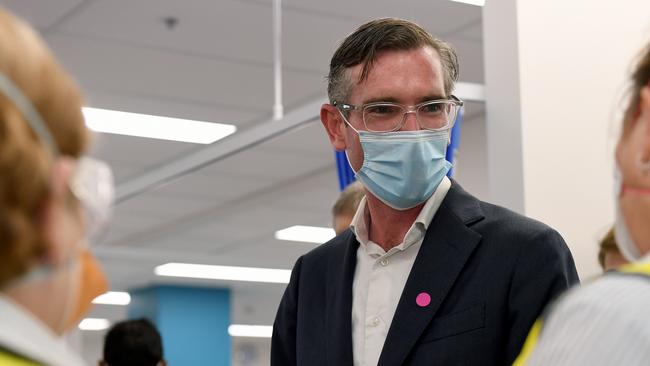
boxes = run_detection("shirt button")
[380,258,388,266]
[370,317,380,327]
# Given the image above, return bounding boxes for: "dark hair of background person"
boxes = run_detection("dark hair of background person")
[101,318,165,366]
[332,181,365,235]
[598,228,619,270]
[332,181,365,218]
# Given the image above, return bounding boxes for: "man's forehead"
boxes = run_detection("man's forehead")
[345,46,445,101]
[348,46,440,76]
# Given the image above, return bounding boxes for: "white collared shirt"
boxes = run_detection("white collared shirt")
[350,177,451,366]
[0,295,87,366]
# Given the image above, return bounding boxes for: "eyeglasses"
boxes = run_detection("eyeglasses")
[333,96,463,132]
[70,157,115,241]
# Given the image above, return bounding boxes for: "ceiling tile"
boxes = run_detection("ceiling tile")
[1,0,84,29]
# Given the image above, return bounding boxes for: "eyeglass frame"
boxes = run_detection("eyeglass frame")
[332,95,464,132]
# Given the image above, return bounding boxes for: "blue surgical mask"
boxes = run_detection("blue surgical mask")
[348,129,451,210]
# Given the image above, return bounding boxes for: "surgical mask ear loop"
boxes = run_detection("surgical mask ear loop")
[58,252,83,333]
[0,73,58,155]
[338,109,363,176]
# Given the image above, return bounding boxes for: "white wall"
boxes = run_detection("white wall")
[454,112,489,201]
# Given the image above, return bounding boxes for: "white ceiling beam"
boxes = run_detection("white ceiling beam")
[115,97,326,203]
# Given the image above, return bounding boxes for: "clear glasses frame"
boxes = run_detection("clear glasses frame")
[333,95,464,132]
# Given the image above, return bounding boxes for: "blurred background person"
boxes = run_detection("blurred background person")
[597,227,628,272]
[0,8,113,366]
[331,181,365,235]
[99,318,166,366]
[515,43,650,365]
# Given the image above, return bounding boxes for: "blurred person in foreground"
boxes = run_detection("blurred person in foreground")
[0,8,114,366]
[515,43,650,365]
[332,181,365,235]
[99,319,166,366]
[272,18,578,366]
[598,227,628,272]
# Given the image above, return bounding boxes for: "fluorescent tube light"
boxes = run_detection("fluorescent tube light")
[92,291,131,306]
[79,318,111,331]
[154,263,291,284]
[82,107,237,144]
[274,225,336,244]
[450,0,485,6]
[228,324,272,338]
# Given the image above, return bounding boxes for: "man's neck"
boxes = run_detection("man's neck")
[365,193,424,252]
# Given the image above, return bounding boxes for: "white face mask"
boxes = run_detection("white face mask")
[614,166,643,261]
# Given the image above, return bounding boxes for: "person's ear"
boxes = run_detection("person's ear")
[38,157,77,264]
[321,104,348,151]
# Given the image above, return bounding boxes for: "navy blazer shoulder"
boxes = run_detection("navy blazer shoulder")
[272,181,579,366]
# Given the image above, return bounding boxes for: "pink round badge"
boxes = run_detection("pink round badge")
[416,292,431,307]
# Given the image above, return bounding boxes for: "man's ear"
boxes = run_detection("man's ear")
[321,104,348,151]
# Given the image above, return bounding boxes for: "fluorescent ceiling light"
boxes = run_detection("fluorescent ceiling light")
[82,107,237,144]
[92,291,131,306]
[450,0,485,6]
[274,225,336,244]
[154,263,291,284]
[228,324,272,338]
[79,318,111,331]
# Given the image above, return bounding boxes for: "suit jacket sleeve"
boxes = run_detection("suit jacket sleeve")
[506,228,579,364]
[271,256,303,366]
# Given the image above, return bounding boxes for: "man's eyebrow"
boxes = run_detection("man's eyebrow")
[418,94,446,103]
[361,94,447,105]
[361,96,400,104]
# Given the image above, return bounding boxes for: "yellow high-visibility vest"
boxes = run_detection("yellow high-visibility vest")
[0,350,40,366]
[513,262,650,366]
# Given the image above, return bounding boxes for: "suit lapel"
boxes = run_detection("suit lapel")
[377,183,484,366]
[326,230,358,366]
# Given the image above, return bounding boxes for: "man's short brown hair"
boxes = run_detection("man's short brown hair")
[327,18,459,104]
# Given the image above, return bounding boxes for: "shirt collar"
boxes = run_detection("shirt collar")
[0,295,86,366]
[350,176,452,254]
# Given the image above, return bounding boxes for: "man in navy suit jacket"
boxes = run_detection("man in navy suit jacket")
[272,18,579,366]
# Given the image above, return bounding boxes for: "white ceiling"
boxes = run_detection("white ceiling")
[0,0,484,327]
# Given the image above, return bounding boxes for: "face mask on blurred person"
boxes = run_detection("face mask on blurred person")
[63,250,109,330]
[0,73,114,332]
